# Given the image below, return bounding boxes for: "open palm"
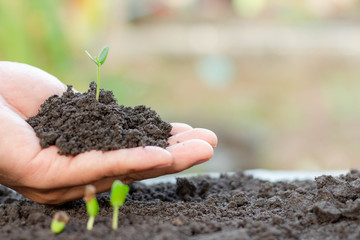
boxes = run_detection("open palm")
[0,62,217,204]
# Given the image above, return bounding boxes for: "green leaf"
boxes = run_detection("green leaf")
[85,50,99,65]
[98,45,109,66]
[86,197,99,217]
[110,180,129,207]
[51,220,66,234]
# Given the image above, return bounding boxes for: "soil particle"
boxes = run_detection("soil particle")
[26,82,172,156]
[312,201,341,223]
[176,178,197,201]
[315,175,360,203]
[2,170,360,239]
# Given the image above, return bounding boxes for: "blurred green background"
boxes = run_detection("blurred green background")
[1,0,360,172]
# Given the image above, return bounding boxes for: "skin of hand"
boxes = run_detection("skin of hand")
[0,61,217,204]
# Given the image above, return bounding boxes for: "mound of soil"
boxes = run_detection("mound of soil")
[26,82,172,156]
[1,170,360,239]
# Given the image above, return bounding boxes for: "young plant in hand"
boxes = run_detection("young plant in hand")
[110,180,129,230]
[51,211,69,234]
[84,184,99,230]
[85,45,110,100]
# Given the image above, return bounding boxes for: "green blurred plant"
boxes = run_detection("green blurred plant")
[84,185,99,230]
[51,211,69,234]
[110,180,129,230]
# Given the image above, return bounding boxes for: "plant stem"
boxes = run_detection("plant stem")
[96,65,100,100]
[87,216,95,230]
[112,206,119,230]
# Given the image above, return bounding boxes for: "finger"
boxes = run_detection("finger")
[170,123,192,135]
[12,176,117,204]
[26,146,173,189]
[165,139,214,172]
[0,61,67,118]
[168,128,218,147]
[0,98,40,172]
[118,139,214,182]
[16,140,214,204]
[29,173,145,204]
[63,177,120,204]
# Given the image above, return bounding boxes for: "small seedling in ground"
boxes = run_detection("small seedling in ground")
[85,45,110,100]
[51,211,69,234]
[84,184,99,230]
[110,180,129,230]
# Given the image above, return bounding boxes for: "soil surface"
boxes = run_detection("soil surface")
[1,170,360,239]
[26,82,172,156]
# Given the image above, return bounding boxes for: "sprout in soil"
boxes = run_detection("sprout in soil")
[110,180,129,230]
[84,184,99,230]
[85,45,110,100]
[51,211,69,234]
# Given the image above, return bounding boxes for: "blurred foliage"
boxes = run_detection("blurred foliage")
[0,0,69,73]
[0,0,107,88]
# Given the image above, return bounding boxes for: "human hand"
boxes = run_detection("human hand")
[0,61,217,204]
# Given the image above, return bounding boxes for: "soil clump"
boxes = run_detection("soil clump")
[26,82,172,156]
[1,170,360,239]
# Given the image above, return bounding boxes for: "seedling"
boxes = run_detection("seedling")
[110,180,129,230]
[85,45,110,100]
[51,211,69,234]
[84,184,99,230]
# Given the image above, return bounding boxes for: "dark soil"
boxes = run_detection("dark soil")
[26,82,172,156]
[2,170,360,239]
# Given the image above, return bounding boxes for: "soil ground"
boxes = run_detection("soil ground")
[1,170,360,239]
